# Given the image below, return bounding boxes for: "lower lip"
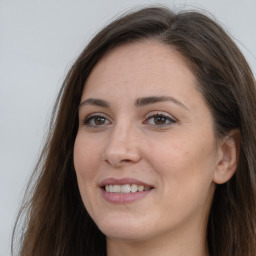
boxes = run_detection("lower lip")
[101,189,152,204]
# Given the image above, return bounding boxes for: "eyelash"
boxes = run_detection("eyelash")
[82,112,176,128]
[82,113,111,128]
[144,112,176,127]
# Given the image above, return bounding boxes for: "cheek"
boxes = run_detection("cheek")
[73,135,102,214]
[73,135,101,194]
[147,130,217,193]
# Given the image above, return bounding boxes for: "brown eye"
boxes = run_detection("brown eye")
[83,114,111,127]
[154,116,168,125]
[145,114,176,127]
[94,117,107,125]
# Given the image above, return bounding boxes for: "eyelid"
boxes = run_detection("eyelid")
[82,112,112,126]
[84,112,110,120]
[143,111,177,128]
[144,111,176,121]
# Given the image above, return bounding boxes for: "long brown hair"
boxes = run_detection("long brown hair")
[12,7,256,256]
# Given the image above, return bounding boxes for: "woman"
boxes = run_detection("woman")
[12,6,256,256]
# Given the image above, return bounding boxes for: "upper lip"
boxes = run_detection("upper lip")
[99,177,154,188]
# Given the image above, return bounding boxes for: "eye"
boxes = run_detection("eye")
[144,113,176,127]
[82,113,111,127]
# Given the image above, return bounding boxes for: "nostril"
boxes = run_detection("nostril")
[102,147,141,167]
[121,159,132,163]
[104,158,133,168]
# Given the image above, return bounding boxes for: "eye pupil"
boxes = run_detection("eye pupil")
[154,116,166,125]
[95,117,106,125]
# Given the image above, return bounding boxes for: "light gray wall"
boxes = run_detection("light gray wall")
[1,0,255,254]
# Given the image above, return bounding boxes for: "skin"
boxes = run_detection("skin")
[74,40,237,256]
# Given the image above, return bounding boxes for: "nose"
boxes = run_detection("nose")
[102,123,141,168]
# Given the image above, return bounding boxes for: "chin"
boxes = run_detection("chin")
[96,215,151,241]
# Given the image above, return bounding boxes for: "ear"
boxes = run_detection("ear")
[213,129,240,184]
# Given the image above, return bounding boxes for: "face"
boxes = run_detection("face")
[74,40,219,243]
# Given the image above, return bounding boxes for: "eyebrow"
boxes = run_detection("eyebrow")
[79,96,188,110]
[135,96,189,110]
[79,98,110,108]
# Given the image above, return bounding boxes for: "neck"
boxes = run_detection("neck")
[107,226,209,256]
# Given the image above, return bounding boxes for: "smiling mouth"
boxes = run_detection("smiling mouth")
[104,184,153,193]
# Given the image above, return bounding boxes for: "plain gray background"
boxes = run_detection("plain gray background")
[1,0,255,255]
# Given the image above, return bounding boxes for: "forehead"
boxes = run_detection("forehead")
[80,40,213,130]
[83,40,198,98]
[81,40,212,119]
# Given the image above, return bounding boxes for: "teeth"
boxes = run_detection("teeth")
[131,184,137,193]
[112,185,121,193]
[138,185,144,192]
[121,184,131,193]
[105,184,151,193]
